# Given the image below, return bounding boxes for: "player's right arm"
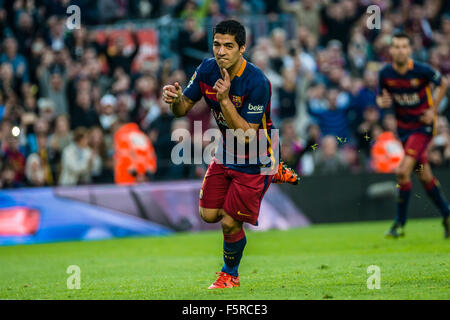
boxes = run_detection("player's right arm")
[162,82,196,117]
[163,61,206,117]
[376,69,393,109]
[376,89,393,109]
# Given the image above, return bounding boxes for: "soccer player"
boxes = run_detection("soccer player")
[162,20,299,289]
[377,32,449,238]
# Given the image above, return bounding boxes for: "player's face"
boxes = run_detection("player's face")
[213,33,245,70]
[390,38,412,66]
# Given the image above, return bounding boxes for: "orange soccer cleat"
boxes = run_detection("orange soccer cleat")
[208,272,240,289]
[272,161,300,185]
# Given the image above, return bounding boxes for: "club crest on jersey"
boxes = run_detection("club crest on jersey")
[231,95,243,108]
[410,78,420,87]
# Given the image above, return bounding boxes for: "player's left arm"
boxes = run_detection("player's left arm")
[421,66,448,124]
[432,76,448,111]
[214,68,261,143]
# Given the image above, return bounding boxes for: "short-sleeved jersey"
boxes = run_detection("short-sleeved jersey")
[378,59,442,141]
[183,57,275,174]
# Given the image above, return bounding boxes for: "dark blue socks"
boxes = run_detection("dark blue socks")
[221,228,246,277]
[424,177,450,219]
[395,181,412,226]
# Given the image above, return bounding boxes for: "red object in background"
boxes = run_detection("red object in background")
[371,131,405,173]
[95,28,158,74]
[0,207,40,236]
[114,123,157,184]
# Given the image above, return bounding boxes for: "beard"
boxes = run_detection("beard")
[394,56,408,66]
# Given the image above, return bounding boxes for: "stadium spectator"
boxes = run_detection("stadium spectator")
[356,105,381,160]
[307,86,351,140]
[132,75,159,129]
[98,94,118,132]
[251,49,283,120]
[95,25,141,77]
[98,0,128,24]
[70,90,100,129]
[25,153,46,187]
[280,118,304,173]
[24,116,49,155]
[429,116,450,169]
[0,62,19,96]
[59,127,95,186]
[2,134,25,185]
[319,0,365,51]
[0,37,29,83]
[115,93,132,123]
[88,126,109,183]
[350,67,379,127]
[45,16,66,52]
[48,114,72,154]
[347,29,369,77]
[0,120,12,151]
[148,95,176,180]
[1,161,21,188]
[206,0,226,26]
[65,26,89,62]
[268,28,287,74]
[280,0,321,38]
[110,67,131,95]
[278,68,297,120]
[312,135,349,176]
[176,16,209,77]
[381,113,397,134]
[38,63,68,117]
[35,132,55,186]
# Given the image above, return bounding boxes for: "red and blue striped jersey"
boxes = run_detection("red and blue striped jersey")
[183,57,275,174]
[378,59,442,141]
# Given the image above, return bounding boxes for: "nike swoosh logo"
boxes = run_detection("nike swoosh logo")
[237,211,251,217]
[205,89,217,95]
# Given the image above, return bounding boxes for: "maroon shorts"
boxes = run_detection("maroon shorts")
[199,158,273,225]
[403,133,432,164]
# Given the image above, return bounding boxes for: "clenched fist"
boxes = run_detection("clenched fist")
[162,82,182,105]
[376,89,393,109]
[419,108,435,125]
[213,68,231,102]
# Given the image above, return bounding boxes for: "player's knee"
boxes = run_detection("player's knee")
[221,215,241,235]
[416,173,428,184]
[417,172,433,185]
[396,168,410,182]
[199,207,221,223]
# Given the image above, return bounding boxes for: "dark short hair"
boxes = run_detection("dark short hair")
[213,19,246,47]
[73,127,88,143]
[391,31,411,45]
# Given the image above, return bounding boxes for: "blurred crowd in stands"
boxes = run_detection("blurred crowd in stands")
[0,0,449,188]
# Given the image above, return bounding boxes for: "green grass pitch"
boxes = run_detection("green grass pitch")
[0,218,449,300]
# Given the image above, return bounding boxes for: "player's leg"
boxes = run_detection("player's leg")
[386,154,416,238]
[199,207,222,223]
[220,209,245,275]
[416,163,450,238]
[198,158,231,224]
[207,209,245,289]
[208,171,272,289]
